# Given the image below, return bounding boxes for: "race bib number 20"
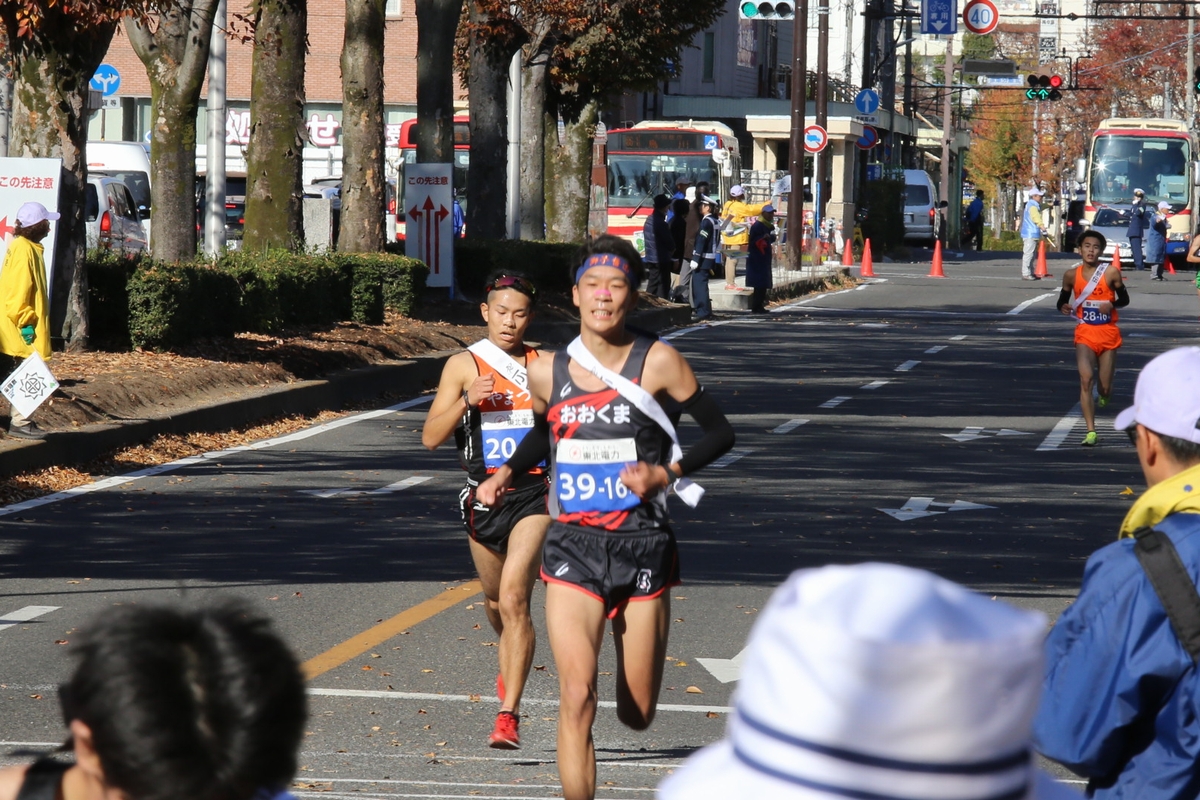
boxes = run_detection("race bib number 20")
[481,410,542,469]
[556,438,640,514]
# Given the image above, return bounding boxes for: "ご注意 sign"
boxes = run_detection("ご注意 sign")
[404,164,455,289]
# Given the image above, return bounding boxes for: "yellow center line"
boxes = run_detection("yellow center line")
[303,580,483,680]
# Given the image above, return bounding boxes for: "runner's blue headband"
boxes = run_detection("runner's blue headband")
[576,253,633,284]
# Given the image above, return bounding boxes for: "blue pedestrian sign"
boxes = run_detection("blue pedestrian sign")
[854,89,881,115]
[90,64,121,97]
[921,0,957,34]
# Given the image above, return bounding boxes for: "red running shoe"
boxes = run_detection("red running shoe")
[497,673,506,703]
[489,711,520,750]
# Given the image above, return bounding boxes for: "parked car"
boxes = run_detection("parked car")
[902,169,938,246]
[195,172,247,250]
[1085,207,1132,266]
[84,175,149,255]
[87,141,152,246]
[1062,198,1085,252]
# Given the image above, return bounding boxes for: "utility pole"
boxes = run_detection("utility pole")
[903,0,914,168]
[1189,7,1196,124]
[940,36,953,228]
[815,0,830,239]
[787,0,808,269]
[204,0,228,256]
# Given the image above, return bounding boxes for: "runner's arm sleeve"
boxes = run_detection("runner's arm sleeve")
[1114,285,1130,308]
[676,387,735,476]
[1056,289,1072,312]
[503,413,551,475]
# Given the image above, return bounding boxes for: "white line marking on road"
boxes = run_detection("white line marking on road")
[950,335,967,341]
[307,687,732,714]
[819,396,851,409]
[943,427,1033,443]
[1007,293,1055,315]
[709,449,752,468]
[294,792,649,800]
[298,749,689,771]
[996,327,1022,332]
[770,419,809,434]
[925,345,947,354]
[294,778,654,795]
[861,380,889,390]
[877,497,995,521]
[0,606,59,633]
[1037,403,1082,451]
[697,647,747,683]
[299,476,433,499]
[895,360,920,372]
[860,322,889,328]
[0,397,434,518]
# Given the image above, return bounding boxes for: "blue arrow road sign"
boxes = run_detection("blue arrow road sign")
[921,0,957,35]
[854,89,881,115]
[90,64,121,97]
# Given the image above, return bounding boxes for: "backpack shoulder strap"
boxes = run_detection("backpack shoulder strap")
[15,758,70,800]
[1133,525,1200,661]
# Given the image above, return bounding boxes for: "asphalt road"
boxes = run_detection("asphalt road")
[1,252,1198,798]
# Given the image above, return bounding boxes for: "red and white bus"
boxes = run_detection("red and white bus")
[394,115,469,239]
[605,121,741,251]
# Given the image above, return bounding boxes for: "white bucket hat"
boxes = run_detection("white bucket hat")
[658,564,1079,800]
[1115,346,1200,444]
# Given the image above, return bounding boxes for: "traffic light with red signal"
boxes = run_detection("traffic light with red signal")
[1025,73,1064,101]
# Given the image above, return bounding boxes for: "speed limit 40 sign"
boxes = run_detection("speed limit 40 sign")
[962,0,999,34]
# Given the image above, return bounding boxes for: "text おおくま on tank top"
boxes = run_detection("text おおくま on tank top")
[547,334,673,533]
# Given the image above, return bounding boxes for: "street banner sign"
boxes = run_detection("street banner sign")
[962,0,999,34]
[803,125,829,153]
[921,0,957,34]
[0,157,63,303]
[404,164,454,289]
[2,352,59,419]
[856,126,879,150]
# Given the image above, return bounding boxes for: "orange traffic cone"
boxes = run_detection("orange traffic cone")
[1035,239,1053,278]
[928,240,946,278]
[842,238,854,267]
[1111,245,1122,271]
[859,239,876,278]
[1167,258,1177,274]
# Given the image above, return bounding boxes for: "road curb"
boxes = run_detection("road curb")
[0,304,694,479]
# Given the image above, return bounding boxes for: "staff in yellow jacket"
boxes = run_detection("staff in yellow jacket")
[720,185,771,292]
[0,201,57,439]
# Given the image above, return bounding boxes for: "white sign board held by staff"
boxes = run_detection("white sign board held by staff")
[404,164,455,289]
[0,158,64,302]
[2,352,59,419]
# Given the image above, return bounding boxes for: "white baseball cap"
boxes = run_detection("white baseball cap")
[15,202,60,227]
[1028,187,1044,197]
[658,564,1078,800]
[730,184,745,197]
[1115,346,1200,444]
[1158,201,1171,210]
[685,186,697,203]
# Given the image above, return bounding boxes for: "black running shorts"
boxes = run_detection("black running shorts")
[540,521,680,617]
[459,478,549,554]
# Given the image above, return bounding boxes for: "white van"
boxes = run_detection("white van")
[902,169,938,246]
[87,141,152,248]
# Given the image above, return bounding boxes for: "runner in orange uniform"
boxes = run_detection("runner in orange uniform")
[1057,230,1129,446]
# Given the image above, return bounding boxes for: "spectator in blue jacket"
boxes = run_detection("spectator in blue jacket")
[1127,188,1148,270]
[966,189,985,251]
[1034,345,1200,799]
[1147,201,1170,280]
[642,194,673,299]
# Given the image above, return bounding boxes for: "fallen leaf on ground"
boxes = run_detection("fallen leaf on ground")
[685,686,703,694]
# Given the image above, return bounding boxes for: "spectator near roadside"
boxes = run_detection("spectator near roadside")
[0,601,307,800]
[665,179,690,223]
[1034,346,1200,799]
[1127,188,1149,271]
[687,195,721,321]
[642,194,674,300]
[1147,201,1169,281]
[660,562,1079,800]
[966,189,985,251]
[745,205,776,314]
[0,201,57,439]
[1019,186,1047,280]
[668,198,690,283]
[719,185,770,293]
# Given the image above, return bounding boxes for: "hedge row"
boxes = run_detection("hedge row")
[88,250,428,350]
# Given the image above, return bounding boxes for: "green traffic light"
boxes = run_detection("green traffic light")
[741,1,760,15]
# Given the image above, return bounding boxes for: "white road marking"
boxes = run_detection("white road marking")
[895,360,920,372]
[877,497,995,521]
[770,419,809,434]
[295,778,654,795]
[0,396,435,518]
[0,606,59,633]
[709,449,752,468]
[942,427,1033,443]
[950,335,967,341]
[696,647,747,684]
[1037,404,1082,451]
[1007,293,1055,315]
[772,283,867,312]
[924,345,947,354]
[819,396,851,409]
[861,380,889,390]
[860,322,889,328]
[307,687,732,714]
[298,749,690,771]
[299,476,433,499]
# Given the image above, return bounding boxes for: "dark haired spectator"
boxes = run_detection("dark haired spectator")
[642,195,674,300]
[0,602,307,800]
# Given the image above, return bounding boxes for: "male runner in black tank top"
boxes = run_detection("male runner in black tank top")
[476,236,735,800]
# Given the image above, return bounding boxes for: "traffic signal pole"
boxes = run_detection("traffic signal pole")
[787,0,808,270]
[815,0,830,249]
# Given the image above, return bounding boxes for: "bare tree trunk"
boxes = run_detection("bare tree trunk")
[0,7,117,349]
[519,27,551,240]
[414,0,461,164]
[466,1,519,240]
[244,0,307,251]
[339,0,385,252]
[126,0,220,263]
[544,94,597,244]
